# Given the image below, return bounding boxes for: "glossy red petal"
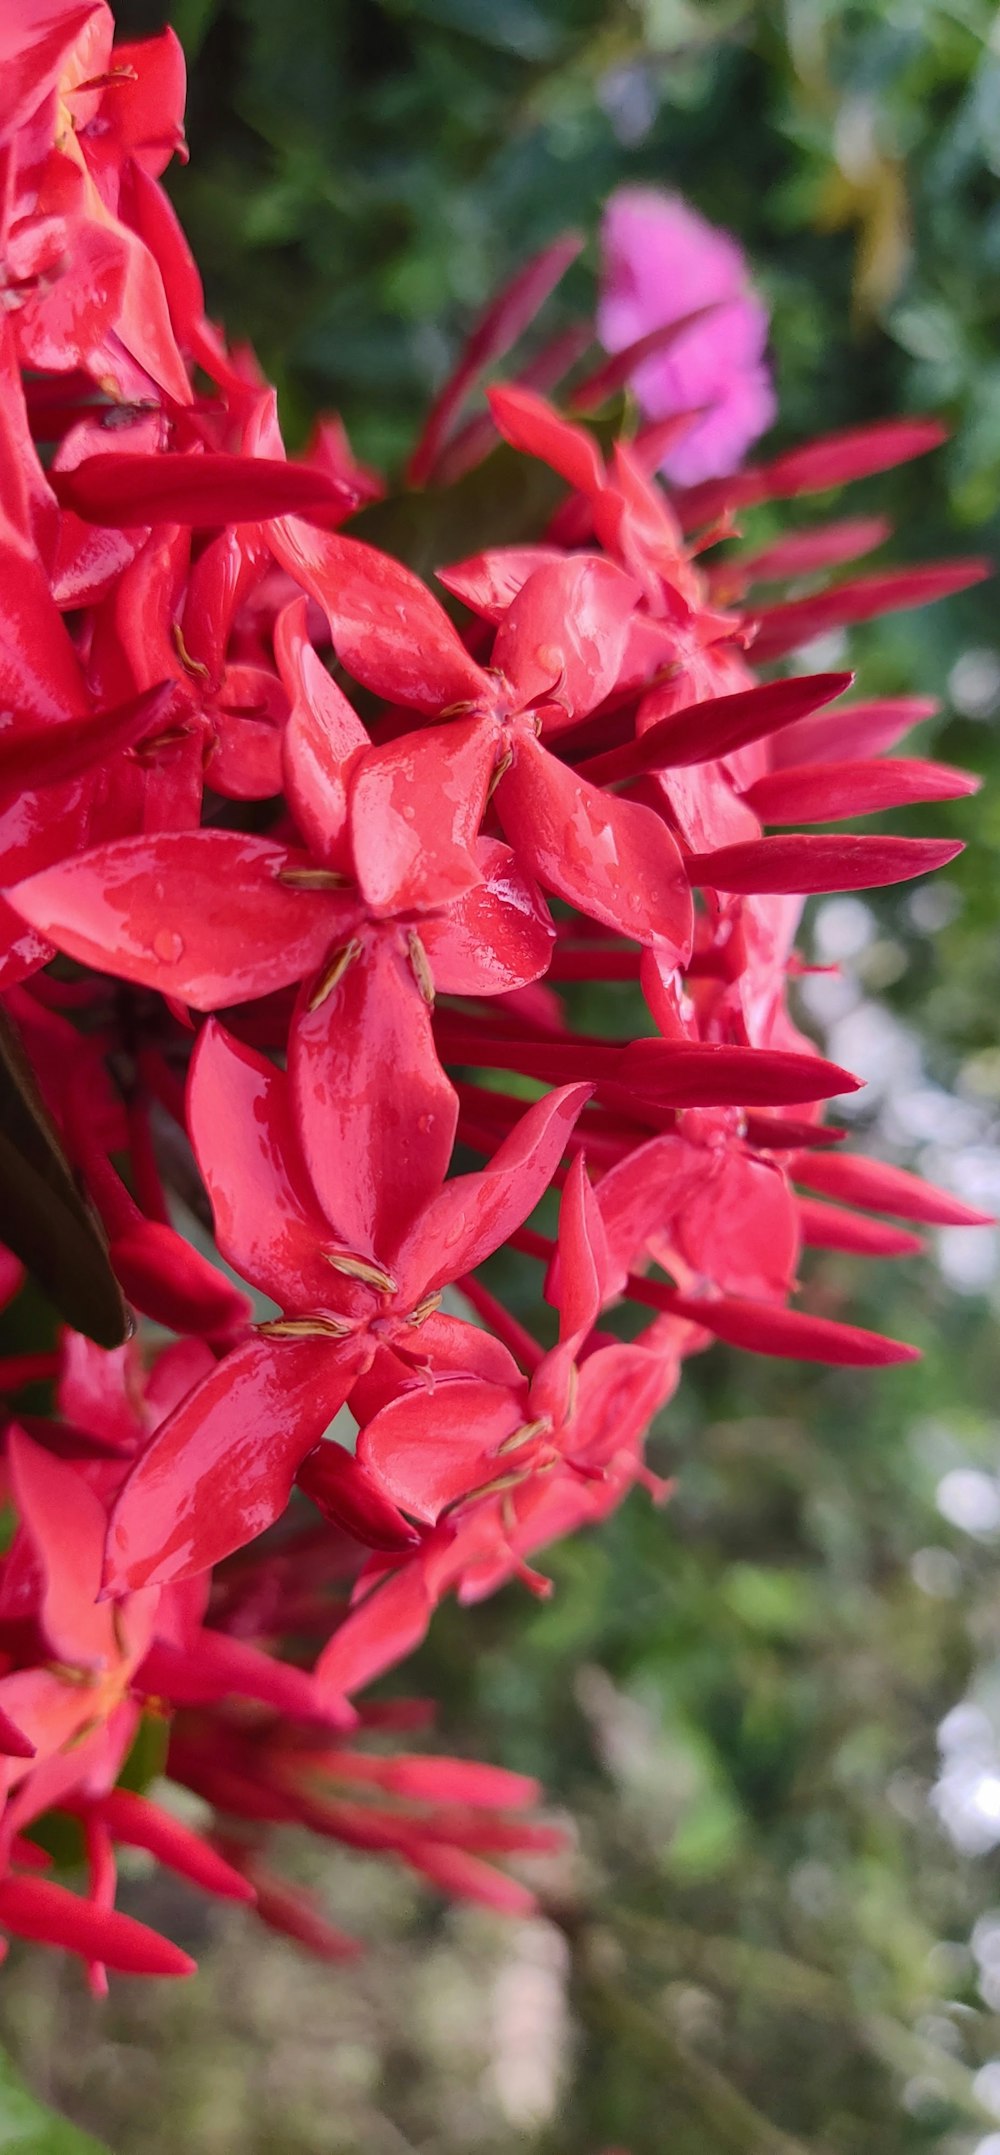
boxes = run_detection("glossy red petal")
[687,833,964,893]
[496,733,693,953]
[436,546,567,623]
[789,1151,993,1226]
[109,1220,253,1338]
[359,1379,523,1522]
[297,1441,421,1551]
[0,1874,195,1977]
[11,833,356,1009]
[397,1082,591,1297]
[317,1565,434,1698]
[616,1040,860,1107]
[0,681,178,794]
[418,839,555,996]
[549,1152,610,1339]
[50,452,353,528]
[742,756,979,823]
[587,672,854,786]
[349,716,495,915]
[275,596,368,869]
[491,555,640,721]
[7,1426,118,1671]
[104,1334,362,1592]
[679,416,949,526]
[291,931,458,1261]
[186,1020,338,1307]
[270,521,488,713]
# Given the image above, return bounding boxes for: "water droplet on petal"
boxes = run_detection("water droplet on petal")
[152,928,185,963]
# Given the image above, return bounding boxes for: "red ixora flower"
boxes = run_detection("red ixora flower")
[0,0,990,1983]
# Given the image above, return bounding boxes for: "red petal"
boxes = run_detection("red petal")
[316,1565,434,1697]
[408,233,582,484]
[397,1083,591,1297]
[491,555,640,721]
[91,1791,256,1903]
[269,522,488,713]
[349,716,495,915]
[790,1151,993,1226]
[7,1427,117,1671]
[579,672,853,786]
[187,1020,338,1307]
[770,695,937,770]
[11,833,356,1009]
[742,756,979,823]
[0,1875,195,1976]
[617,1040,859,1107]
[418,838,554,996]
[487,384,605,495]
[291,932,458,1261]
[736,516,893,586]
[796,1197,924,1256]
[0,681,178,794]
[297,1441,421,1550]
[359,1379,523,1522]
[629,1278,919,1364]
[104,1334,362,1591]
[496,733,692,953]
[752,561,990,661]
[550,1151,610,1339]
[275,597,368,869]
[679,416,949,525]
[687,833,964,893]
[50,452,353,528]
[436,546,566,624]
[109,1220,253,1337]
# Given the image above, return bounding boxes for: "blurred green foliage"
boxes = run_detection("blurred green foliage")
[7,3,1000,2151]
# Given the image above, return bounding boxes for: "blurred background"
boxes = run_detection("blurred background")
[5,1,1000,2149]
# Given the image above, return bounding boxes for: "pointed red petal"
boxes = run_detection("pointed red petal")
[770,695,937,769]
[92,1791,256,1903]
[104,1335,362,1591]
[297,1440,421,1550]
[550,1151,611,1339]
[109,1220,253,1337]
[275,597,368,870]
[742,756,979,823]
[316,1566,434,1698]
[436,546,566,623]
[687,833,964,893]
[736,516,893,586]
[790,1151,993,1226]
[408,233,583,483]
[580,672,854,785]
[269,523,488,713]
[628,1278,919,1364]
[50,452,353,528]
[752,561,990,660]
[678,416,949,525]
[187,1020,339,1306]
[487,384,605,496]
[617,1039,859,1107]
[11,834,356,1009]
[349,716,495,915]
[397,1083,591,1296]
[796,1197,924,1256]
[290,933,458,1261]
[496,734,693,954]
[0,1875,195,1976]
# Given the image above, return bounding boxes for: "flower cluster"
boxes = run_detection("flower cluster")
[0,0,989,1981]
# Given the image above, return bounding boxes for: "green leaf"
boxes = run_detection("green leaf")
[0,2050,110,2153]
[0,1007,127,1350]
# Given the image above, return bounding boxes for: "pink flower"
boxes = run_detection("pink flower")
[597,187,777,485]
